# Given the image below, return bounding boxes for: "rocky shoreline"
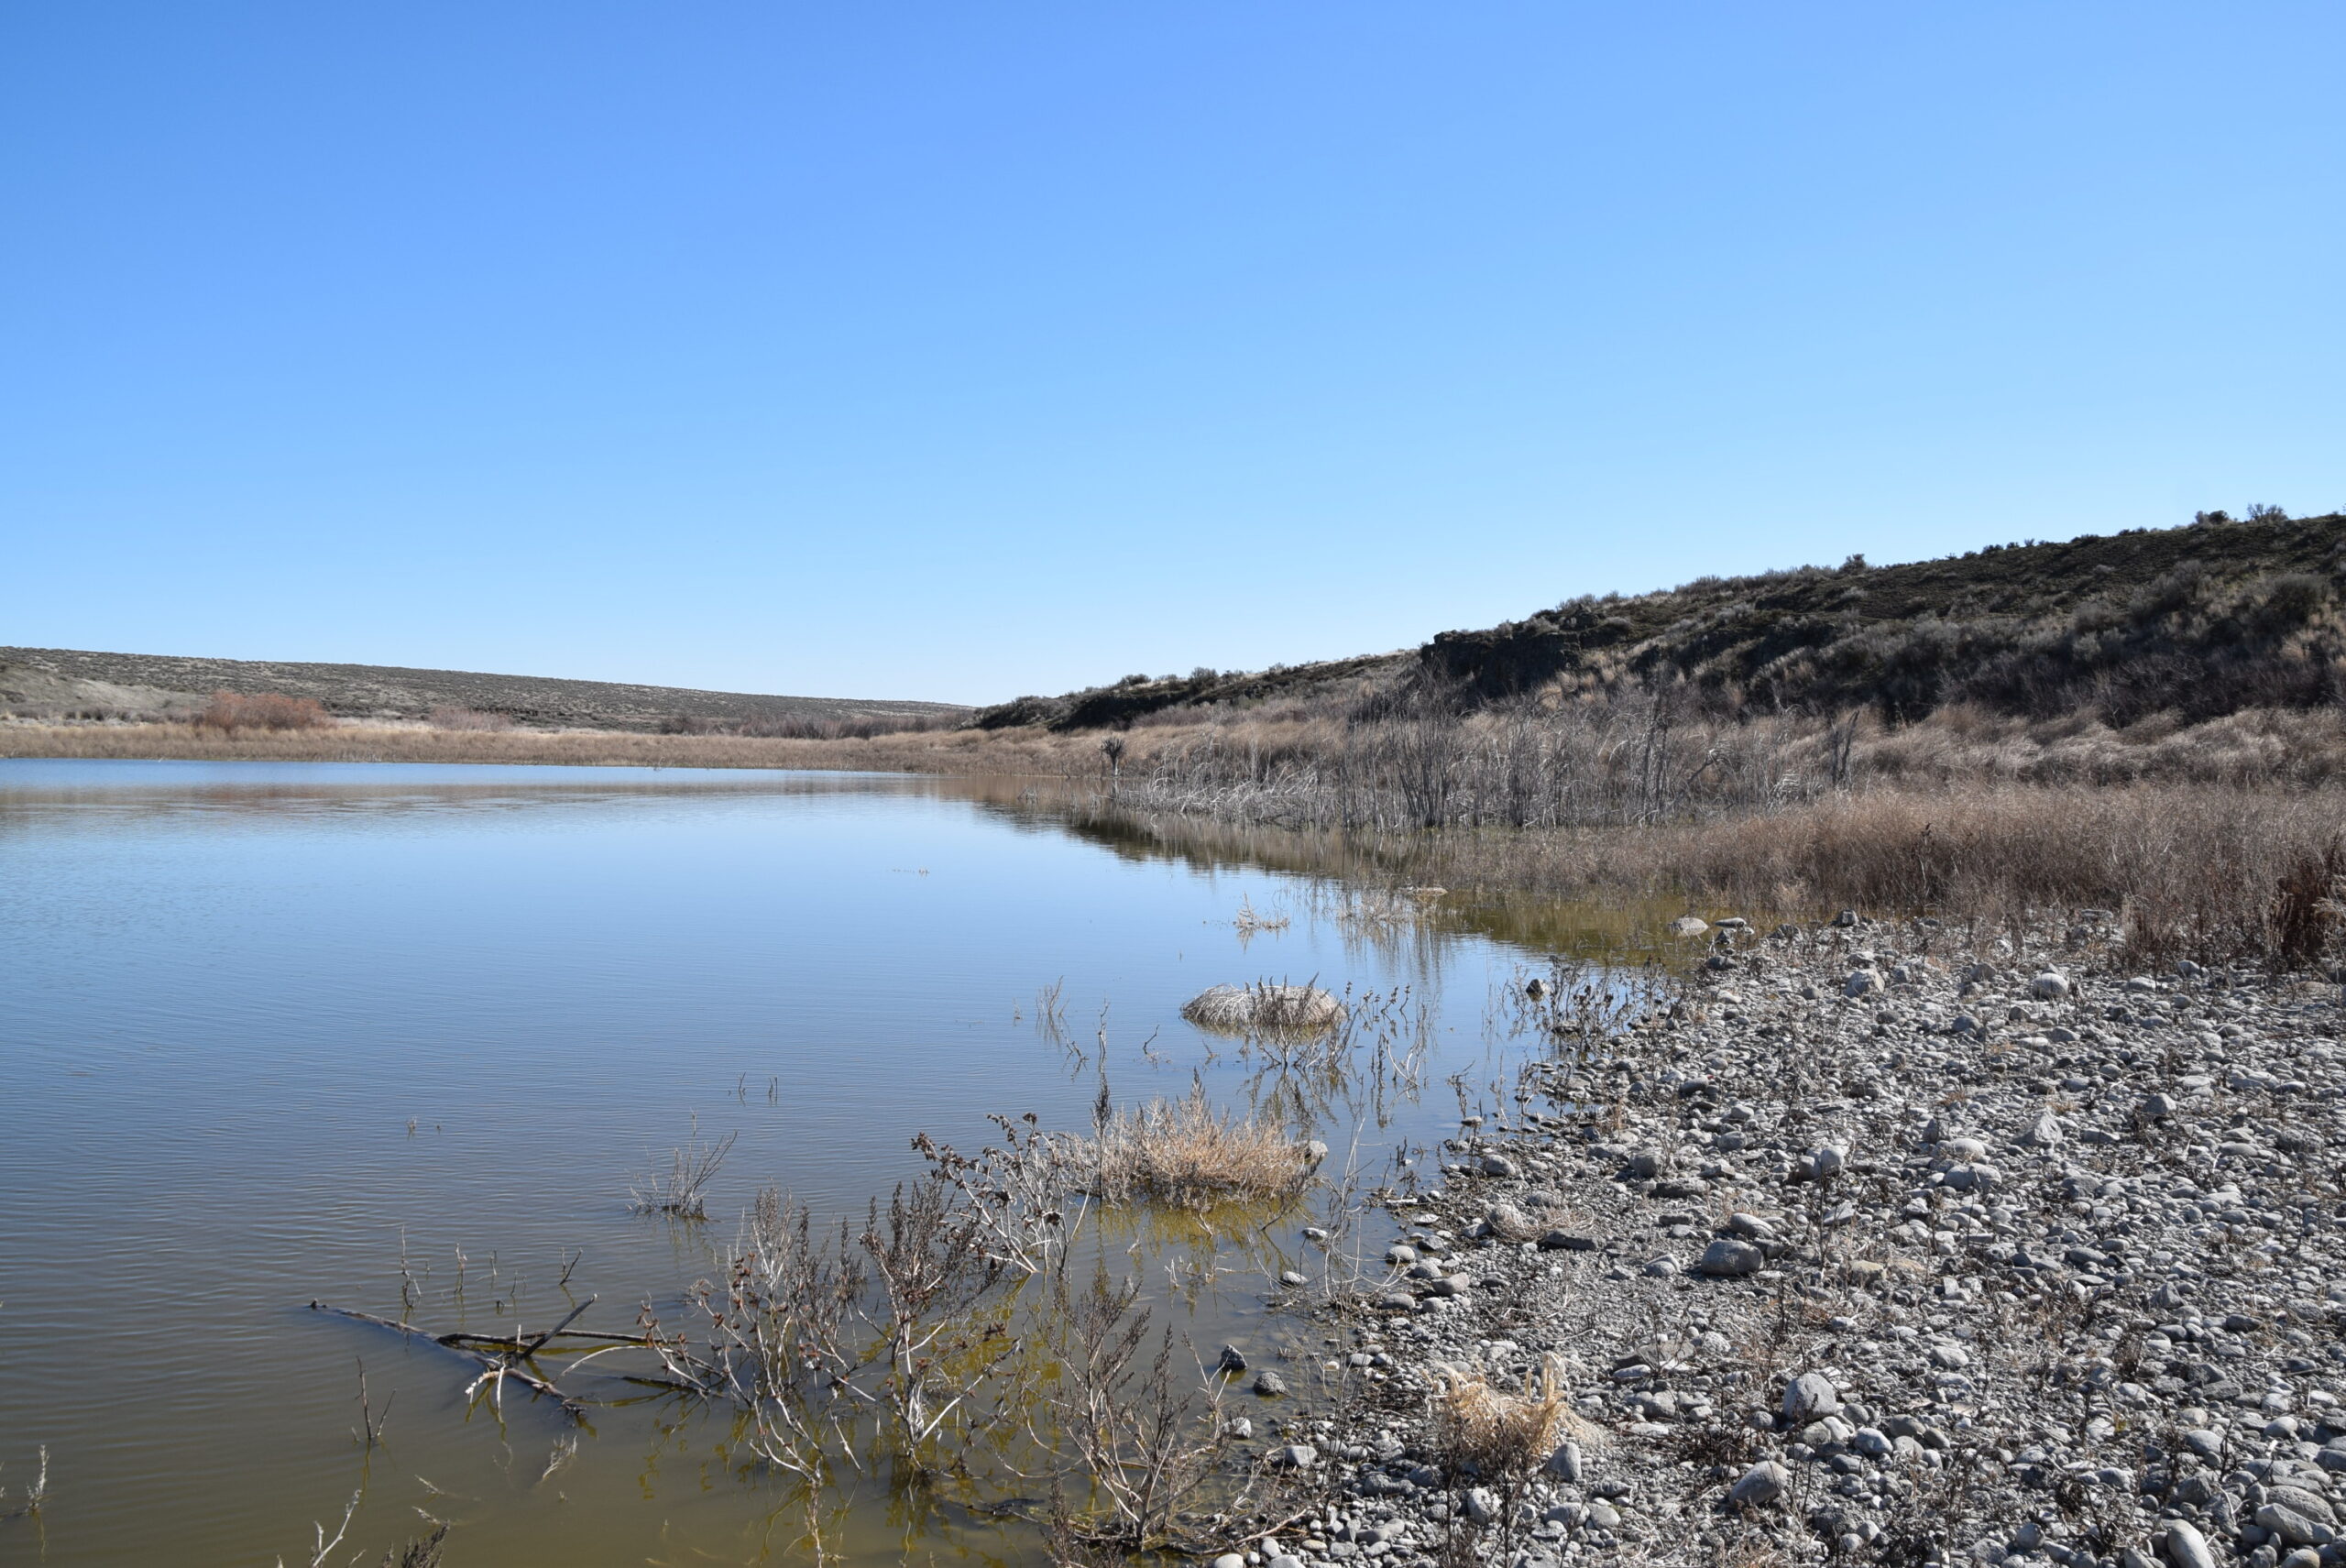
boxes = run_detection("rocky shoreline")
[1232,915,2346,1568]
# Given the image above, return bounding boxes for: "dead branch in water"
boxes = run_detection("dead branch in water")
[307,1299,613,1420]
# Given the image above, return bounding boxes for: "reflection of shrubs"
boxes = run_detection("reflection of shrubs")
[196,692,330,731]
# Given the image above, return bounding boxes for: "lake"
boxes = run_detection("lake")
[0,760,1613,1565]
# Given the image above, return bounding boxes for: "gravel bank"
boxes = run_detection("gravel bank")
[1233,916,2346,1568]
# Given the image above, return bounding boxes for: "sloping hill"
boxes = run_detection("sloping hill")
[978,510,2346,730]
[0,646,967,731]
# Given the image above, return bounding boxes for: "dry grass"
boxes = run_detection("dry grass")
[1400,780,2346,966]
[1178,982,1345,1035]
[1083,1087,1314,1209]
[1427,1352,1581,1478]
[426,705,510,731]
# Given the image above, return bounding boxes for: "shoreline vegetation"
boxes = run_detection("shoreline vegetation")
[12,514,2346,977]
[10,704,2342,974]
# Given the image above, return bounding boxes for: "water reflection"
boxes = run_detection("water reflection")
[0,760,1660,1566]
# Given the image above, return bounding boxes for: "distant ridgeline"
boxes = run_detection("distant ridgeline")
[977,510,2346,730]
[0,646,967,731]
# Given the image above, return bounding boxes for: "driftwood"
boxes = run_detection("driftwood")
[307,1300,602,1420]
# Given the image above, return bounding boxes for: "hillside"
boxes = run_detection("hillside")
[977,509,2346,730]
[0,646,967,732]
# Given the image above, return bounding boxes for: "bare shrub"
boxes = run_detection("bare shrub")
[197,691,330,731]
[379,1529,447,1568]
[730,711,959,740]
[2272,840,2346,972]
[1031,1266,1233,1551]
[1083,1086,1314,1209]
[629,1126,736,1219]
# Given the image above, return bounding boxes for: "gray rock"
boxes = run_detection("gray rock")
[1783,1371,1842,1420]
[2021,1111,2065,1147]
[2258,1498,2336,1547]
[2267,1486,2336,1527]
[1464,1486,1500,1524]
[1253,1369,1288,1397]
[1696,1237,1765,1277]
[1277,1269,1308,1288]
[1625,1148,1664,1179]
[1214,1555,1245,1568]
[1544,1439,1583,1481]
[1729,1460,1789,1508]
[2032,970,2072,1000]
[1845,970,1882,998]
[2164,1520,2219,1568]
[1537,1230,1597,1251]
[1216,1343,1247,1373]
[1272,1442,1315,1469]
[1668,916,1709,938]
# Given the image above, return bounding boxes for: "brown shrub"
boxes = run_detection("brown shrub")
[1081,1087,1313,1209]
[196,692,331,731]
[1428,1353,1584,1477]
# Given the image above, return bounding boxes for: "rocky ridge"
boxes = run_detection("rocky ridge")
[1227,916,2346,1568]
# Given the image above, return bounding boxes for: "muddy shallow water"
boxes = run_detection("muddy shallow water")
[0,760,1634,1565]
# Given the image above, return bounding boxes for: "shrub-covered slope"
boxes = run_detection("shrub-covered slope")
[978,511,2346,730]
[0,646,967,730]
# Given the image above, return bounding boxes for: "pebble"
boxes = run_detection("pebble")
[1697,1236,1764,1276]
[1225,926,2346,1568]
[1729,1460,1789,1508]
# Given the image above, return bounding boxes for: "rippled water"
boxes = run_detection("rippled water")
[0,760,1590,1565]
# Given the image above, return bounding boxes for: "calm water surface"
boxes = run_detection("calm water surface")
[0,761,1584,1565]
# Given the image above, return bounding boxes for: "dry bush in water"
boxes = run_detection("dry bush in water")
[629,1127,737,1219]
[1180,982,1345,1035]
[1029,1266,1236,1552]
[198,691,330,731]
[1083,1085,1314,1209]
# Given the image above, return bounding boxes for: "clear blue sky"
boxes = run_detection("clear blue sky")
[4,5,2341,705]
